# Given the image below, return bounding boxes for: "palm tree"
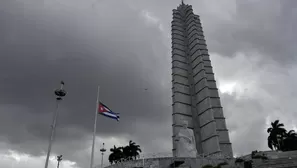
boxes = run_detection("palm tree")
[109,145,124,164]
[128,140,142,160]
[122,145,132,161]
[267,120,287,150]
[108,141,142,164]
[108,153,115,165]
[286,130,297,137]
[283,130,297,151]
[267,136,275,151]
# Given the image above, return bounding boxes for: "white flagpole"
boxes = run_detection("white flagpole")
[90,86,100,168]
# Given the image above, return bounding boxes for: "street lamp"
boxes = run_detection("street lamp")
[44,81,67,168]
[57,155,63,168]
[100,143,106,168]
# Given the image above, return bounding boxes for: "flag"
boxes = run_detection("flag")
[98,102,120,121]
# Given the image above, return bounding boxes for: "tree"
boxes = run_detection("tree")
[267,120,286,150]
[108,140,142,165]
[267,136,275,151]
[267,120,297,152]
[108,153,115,165]
[108,146,124,164]
[127,140,142,160]
[282,130,297,151]
[122,145,133,161]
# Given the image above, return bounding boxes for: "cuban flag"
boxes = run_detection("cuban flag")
[98,102,120,121]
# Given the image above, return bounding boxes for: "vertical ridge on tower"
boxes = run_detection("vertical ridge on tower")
[171,2,233,157]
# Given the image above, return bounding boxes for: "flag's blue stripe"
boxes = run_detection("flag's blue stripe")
[100,112,120,121]
[107,111,120,115]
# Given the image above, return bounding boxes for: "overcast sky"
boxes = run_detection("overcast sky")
[0,0,297,167]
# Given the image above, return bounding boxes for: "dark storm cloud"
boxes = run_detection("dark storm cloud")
[1,0,297,167]
[124,0,297,65]
[205,0,297,65]
[0,0,171,165]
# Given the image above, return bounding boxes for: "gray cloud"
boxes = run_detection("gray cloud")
[0,0,297,167]
[205,0,297,65]
[0,0,171,166]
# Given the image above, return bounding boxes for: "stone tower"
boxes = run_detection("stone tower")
[171,2,233,157]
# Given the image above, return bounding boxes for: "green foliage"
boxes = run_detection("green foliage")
[202,165,214,168]
[267,120,297,151]
[108,140,142,164]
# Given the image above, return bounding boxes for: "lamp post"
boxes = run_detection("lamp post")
[100,143,106,168]
[57,155,63,168]
[44,81,67,168]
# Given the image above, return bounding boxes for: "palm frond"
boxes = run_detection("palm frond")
[278,123,284,127]
[274,120,279,125]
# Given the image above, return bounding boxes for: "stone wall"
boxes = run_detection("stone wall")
[102,157,233,168]
[99,151,297,168]
[101,157,164,168]
[238,150,297,160]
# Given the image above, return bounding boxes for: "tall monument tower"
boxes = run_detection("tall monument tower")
[171,1,233,157]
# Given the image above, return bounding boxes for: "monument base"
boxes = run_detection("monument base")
[99,156,234,168]
[98,150,297,168]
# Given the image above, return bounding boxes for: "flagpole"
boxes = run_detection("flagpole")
[90,86,100,168]
[45,81,67,168]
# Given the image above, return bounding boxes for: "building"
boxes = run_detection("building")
[171,1,233,157]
